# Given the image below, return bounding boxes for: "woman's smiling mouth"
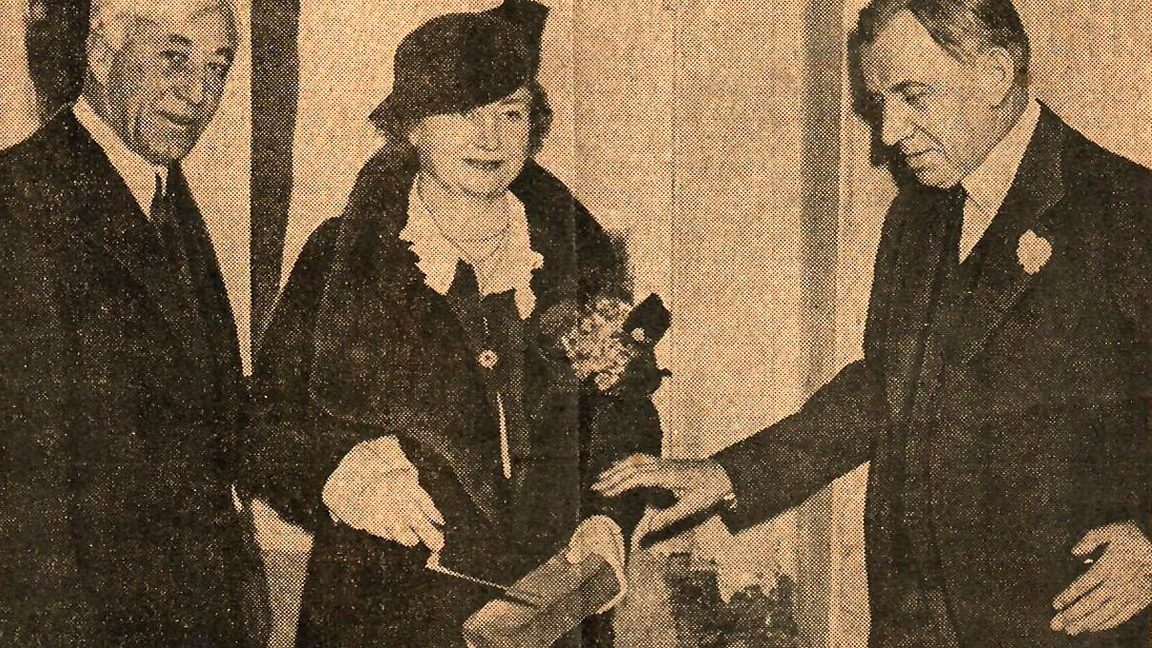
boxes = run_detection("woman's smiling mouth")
[464,158,504,172]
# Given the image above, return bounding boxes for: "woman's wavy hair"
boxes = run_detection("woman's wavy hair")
[371,80,554,158]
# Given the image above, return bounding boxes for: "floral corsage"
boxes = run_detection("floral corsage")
[539,294,671,396]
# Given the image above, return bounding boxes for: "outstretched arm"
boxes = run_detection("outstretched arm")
[595,357,886,537]
[595,188,916,538]
[713,358,887,530]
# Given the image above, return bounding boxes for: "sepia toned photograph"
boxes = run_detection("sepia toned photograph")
[1,0,1150,646]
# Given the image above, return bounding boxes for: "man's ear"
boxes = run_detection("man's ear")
[85,30,115,86]
[977,46,1016,107]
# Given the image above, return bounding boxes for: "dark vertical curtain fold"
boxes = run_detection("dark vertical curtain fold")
[250,0,300,348]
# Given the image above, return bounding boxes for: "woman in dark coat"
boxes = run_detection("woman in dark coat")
[248,3,662,646]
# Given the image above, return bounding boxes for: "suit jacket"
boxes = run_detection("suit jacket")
[0,112,253,645]
[715,107,1152,647]
[248,150,661,647]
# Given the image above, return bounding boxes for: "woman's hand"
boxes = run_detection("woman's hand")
[566,515,627,612]
[322,436,445,551]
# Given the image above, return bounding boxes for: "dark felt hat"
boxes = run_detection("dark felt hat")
[370,0,549,128]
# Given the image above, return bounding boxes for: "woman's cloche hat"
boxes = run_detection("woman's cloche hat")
[370,0,549,129]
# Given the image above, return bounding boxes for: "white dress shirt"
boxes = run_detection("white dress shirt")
[959,97,1042,262]
[73,96,169,214]
[0,3,40,148]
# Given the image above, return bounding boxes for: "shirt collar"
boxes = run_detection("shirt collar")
[400,185,465,295]
[73,96,169,216]
[961,96,1042,218]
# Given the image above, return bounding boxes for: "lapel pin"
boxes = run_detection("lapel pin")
[1017,229,1052,275]
[478,349,499,369]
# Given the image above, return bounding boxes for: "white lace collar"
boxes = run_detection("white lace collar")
[399,182,544,319]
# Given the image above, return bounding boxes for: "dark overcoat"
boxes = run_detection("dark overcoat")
[0,112,255,645]
[249,150,662,647]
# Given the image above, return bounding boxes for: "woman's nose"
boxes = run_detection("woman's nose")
[472,114,501,151]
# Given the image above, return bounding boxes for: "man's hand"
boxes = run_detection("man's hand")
[322,436,445,551]
[592,453,733,539]
[1051,521,1152,636]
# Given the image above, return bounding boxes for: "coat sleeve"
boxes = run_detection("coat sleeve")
[1096,159,1152,534]
[714,359,887,531]
[0,190,98,639]
[712,190,913,532]
[243,218,367,530]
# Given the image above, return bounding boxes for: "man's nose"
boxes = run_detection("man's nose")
[472,114,501,151]
[175,69,207,106]
[878,103,913,148]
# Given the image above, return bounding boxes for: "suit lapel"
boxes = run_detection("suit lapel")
[948,108,1067,365]
[62,115,208,352]
[170,166,244,379]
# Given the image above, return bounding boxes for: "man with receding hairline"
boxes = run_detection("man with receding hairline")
[0,0,263,644]
[597,0,1152,645]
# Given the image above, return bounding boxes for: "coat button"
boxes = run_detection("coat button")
[478,349,498,369]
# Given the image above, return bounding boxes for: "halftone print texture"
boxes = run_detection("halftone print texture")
[4,0,1152,646]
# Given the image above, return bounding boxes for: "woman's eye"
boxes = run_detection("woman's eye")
[503,110,525,120]
[160,51,189,67]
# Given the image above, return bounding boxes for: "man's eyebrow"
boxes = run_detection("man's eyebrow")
[892,80,930,93]
[166,35,193,47]
[215,46,235,59]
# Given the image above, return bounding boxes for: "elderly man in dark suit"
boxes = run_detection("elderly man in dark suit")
[597,0,1152,646]
[0,0,262,644]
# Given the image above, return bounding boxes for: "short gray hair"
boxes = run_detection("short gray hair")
[852,0,1031,84]
[89,0,236,52]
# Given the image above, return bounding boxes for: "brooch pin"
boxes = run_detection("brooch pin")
[1017,229,1052,275]
[478,349,499,369]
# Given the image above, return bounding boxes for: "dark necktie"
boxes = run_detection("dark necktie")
[945,185,968,263]
[150,170,197,308]
[943,185,976,294]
